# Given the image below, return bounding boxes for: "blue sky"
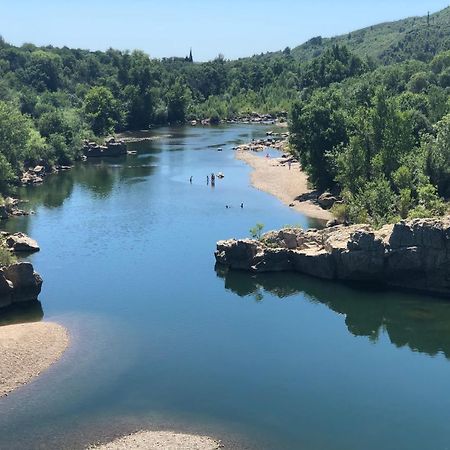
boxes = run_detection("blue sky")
[1,0,449,60]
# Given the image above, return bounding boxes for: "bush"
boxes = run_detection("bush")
[249,223,264,239]
[0,245,16,267]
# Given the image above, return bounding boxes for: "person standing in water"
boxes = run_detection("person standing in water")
[206,175,209,185]
[190,176,193,183]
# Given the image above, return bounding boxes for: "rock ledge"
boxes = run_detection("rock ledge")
[215,217,450,297]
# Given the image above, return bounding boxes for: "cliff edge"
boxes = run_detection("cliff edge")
[215,218,450,297]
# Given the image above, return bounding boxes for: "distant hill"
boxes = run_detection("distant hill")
[288,7,450,64]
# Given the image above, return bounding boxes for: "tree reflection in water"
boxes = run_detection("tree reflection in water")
[216,266,450,359]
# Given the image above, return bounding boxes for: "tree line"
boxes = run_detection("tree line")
[0,29,448,226]
[0,37,304,189]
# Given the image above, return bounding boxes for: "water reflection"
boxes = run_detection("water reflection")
[19,172,75,210]
[0,301,44,327]
[216,267,450,359]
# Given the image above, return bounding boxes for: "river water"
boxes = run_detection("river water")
[1,125,450,450]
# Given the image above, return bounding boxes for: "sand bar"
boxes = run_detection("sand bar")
[0,321,69,397]
[236,149,333,221]
[89,430,221,450]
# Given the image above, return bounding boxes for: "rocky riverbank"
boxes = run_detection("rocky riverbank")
[83,137,127,158]
[21,164,72,186]
[0,198,30,219]
[215,217,450,297]
[191,111,287,127]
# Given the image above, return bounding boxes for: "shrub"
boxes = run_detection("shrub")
[249,223,265,239]
[0,245,16,267]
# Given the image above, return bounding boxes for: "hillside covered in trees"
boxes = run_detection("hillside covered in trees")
[290,47,450,225]
[0,7,448,226]
[280,7,450,64]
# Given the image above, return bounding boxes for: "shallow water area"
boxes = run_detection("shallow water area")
[1,125,450,450]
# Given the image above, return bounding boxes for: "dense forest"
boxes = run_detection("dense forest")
[0,7,449,225]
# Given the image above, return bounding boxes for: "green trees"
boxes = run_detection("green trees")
[83,86,121,135]
[24,50,62,92]
[423,114,450,198]
[124,84,155,130]
[300,45,367,89]
[0,101,34,170]
[167,80,191,123]
[290,89,348,190]
[0,101,50,189]
[290,46,450,226]
[0,23,447,215]
[250,223,265,239]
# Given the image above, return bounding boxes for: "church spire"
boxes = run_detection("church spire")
[189,48,193,63]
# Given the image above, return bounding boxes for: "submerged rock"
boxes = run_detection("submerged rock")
[215,217,450,297]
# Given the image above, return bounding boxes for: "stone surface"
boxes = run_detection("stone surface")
[215,217,450,297]
[0,271,13,307]
[318,192,337,209]
[6,232,40,253]
[3,262,43,303]
[83,137,127,157]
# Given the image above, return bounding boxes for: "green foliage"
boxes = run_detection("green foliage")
[290,89,348,190]
[0,244,16,267]
[250,223,265,240]
[0,7,447,213]
[167,79,191,123]
[291,45,450,226]
[407,72,430,93]
[24,50,62,92]
[290,7,450,64]
[84,86,121,135]
[423,114,450,197]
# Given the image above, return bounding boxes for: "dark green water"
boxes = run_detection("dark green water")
[1,125,450,450]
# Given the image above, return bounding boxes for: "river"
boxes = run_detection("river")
[1,125,450,450]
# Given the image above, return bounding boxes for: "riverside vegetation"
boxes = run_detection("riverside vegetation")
[0,7,448,224]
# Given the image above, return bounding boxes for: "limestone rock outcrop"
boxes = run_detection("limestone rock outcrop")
[215,218,450,297]
[6,233,40,253]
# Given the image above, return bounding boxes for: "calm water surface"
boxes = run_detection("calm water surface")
[1,125,450,450]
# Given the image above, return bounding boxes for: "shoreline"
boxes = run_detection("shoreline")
[236,149,333,222]
[88,430,221,450]
[0,321,69,397]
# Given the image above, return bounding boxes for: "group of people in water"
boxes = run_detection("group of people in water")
[190,173,216,186]
[189,174,244,209]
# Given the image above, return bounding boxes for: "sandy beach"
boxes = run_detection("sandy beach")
[89,430,221,450]
[0,321,69,397]
[236,149,333,221]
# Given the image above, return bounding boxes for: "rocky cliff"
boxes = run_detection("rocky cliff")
[215,218,450,297]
